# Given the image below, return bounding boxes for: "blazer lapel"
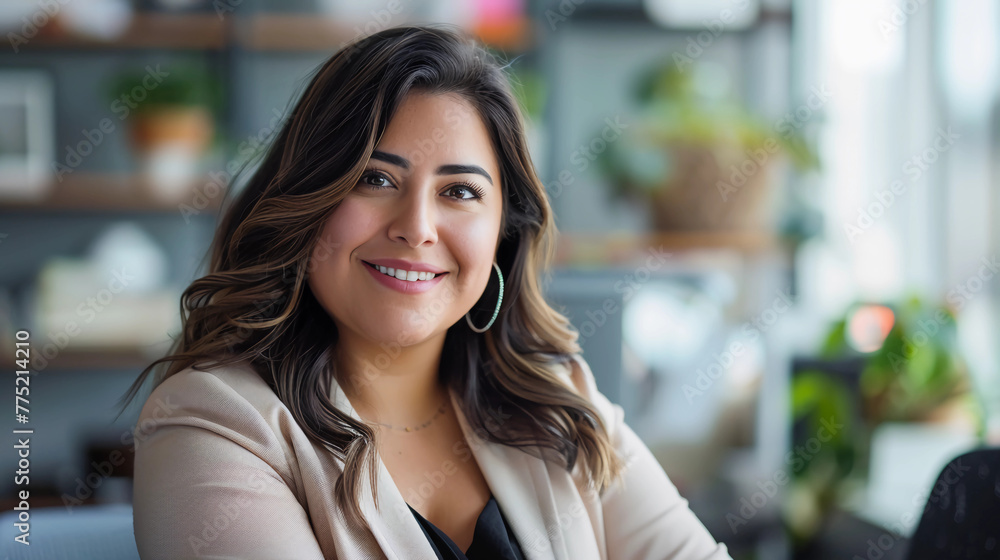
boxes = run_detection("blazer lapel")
[448,388,602,560]
[329,378,439,559]
[328,377,602,560]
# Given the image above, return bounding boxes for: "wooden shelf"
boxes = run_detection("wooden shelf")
[243,13,533,53]
[20,12,532,53]
[563,4,791,27]
[0,173,224,214]
[4,346,161,372]
[555,231,784,267]
[26,13,227,50]
[471,17,534,53]
[242,13,358,52]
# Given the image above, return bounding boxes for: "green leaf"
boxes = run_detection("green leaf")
[819,320,848,357]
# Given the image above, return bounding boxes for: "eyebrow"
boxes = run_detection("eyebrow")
[370,150,494,186]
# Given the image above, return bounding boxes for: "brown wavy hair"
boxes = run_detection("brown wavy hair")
[117,24,624,535]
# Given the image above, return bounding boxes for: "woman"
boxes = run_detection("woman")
[121,25,732,560]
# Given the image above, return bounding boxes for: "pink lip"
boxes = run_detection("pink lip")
[362,260,447,294]
[363,258,446,274]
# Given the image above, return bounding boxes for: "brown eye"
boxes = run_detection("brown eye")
[359,171,394,190]
[447,186,475,200]
[446,181,486,201]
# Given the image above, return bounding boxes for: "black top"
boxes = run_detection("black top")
[407,494,526,560]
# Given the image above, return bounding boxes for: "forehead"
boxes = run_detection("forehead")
[377,92,499,174]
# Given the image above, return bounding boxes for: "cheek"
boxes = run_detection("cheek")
[307,201,370,287]
[312,200,374,259]
[448,211,502,282]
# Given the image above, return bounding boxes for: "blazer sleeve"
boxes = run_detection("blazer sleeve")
[131,369,327,560]
[563,354,733,560]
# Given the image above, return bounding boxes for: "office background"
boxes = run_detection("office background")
[1,0,998,558]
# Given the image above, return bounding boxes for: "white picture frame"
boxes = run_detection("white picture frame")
[0,70,54,200]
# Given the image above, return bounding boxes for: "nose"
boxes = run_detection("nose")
[386,184,438,248]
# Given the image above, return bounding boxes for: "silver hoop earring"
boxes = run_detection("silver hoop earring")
[465,261,504,333]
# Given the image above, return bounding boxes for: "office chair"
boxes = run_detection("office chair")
[904,446,1000,560]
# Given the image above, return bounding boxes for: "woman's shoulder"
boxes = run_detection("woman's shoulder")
[135,357,289,440]
[132,357,310,486]
[143,356,268,398]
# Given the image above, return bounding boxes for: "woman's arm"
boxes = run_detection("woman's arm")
[564,354,733,560]
[131,370,327,560]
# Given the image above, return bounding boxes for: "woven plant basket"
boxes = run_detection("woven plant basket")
[645,142,782,231]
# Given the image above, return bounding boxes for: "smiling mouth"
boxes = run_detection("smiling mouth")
[362,261,449,282]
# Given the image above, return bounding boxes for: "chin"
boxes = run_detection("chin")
[364,319,438,349]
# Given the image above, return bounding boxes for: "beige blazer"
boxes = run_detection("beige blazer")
[132,353,732,559]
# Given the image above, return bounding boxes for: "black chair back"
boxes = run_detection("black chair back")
[905,446,1000,560]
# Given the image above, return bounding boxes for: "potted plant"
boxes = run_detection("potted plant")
[821,298,974,424]
[595,60,819,231]
[785,296,980,551]
[106,60,222,202]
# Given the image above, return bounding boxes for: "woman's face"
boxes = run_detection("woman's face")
[308,91,504,349]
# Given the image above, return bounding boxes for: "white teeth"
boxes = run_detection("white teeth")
[372,263,438,282]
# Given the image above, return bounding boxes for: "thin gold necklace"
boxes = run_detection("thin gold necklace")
[371,400,449,432]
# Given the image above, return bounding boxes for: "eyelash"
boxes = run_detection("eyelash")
[358,169,487,201]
